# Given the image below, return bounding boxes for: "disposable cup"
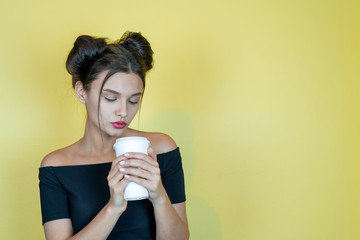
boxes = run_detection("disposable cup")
[113,137,150,201]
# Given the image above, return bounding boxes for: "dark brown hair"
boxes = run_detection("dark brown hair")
[66,31,153,92]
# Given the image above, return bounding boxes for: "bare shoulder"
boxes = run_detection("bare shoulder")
[144,132,177,155]
[40,147,73,167]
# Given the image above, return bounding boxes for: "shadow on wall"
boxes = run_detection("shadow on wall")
[141,108,221,239]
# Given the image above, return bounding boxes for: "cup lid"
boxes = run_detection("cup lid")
[114,136,150,144]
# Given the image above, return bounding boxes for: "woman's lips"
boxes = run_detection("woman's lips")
[111,121,127,129]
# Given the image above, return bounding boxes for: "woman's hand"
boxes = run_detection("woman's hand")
[107,154,130,213]
[119,147,167,204]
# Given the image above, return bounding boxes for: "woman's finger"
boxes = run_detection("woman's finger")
[119,159,159,174]
[120,167,155,180]
[108,170,125,187]
[115,177,129,191]
[147,147,157,162]
[108,155,128,179]
[124,174,150,189]
[123,152,157,166]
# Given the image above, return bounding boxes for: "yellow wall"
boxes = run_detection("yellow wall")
[1,0,359,239]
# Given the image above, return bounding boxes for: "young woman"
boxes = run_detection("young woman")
[39,32,189,240]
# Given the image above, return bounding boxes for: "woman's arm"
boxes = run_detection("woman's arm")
[41,154,129,240]
[120,145,189,240]
[152,196,189,240]
[43,203,123,240]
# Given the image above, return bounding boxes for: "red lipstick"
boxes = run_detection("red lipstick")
[111,121,127,129]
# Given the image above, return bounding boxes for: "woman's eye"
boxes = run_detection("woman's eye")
[129,101,139,105]
[104,97,116,102]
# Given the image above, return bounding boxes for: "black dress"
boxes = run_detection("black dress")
[39,147,186,240]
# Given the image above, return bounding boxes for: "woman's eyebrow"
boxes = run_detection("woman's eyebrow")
[102,89,119,94]
[102,89,142,96]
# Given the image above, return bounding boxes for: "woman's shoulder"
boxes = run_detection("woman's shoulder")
[143,131,177,155]
[40,144,77,168]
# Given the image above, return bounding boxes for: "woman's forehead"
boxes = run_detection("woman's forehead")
[92,72,143,94]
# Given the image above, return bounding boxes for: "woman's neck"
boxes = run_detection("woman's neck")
[79,119,117,155]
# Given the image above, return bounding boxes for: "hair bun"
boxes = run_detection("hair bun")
[118,31,153,72]
[66,35,107,87]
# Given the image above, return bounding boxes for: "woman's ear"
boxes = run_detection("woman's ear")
[75,81,87,104]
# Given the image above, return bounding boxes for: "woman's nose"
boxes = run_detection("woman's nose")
[115,101,127,118]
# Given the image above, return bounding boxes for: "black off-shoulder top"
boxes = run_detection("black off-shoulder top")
[39,147,186,240]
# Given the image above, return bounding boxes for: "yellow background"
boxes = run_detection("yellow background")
[1,0,359,239]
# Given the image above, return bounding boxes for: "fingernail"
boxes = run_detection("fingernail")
[125,175,130,179]
[120,161,125,165]
[120,168,126,172]
[124,153,130,157]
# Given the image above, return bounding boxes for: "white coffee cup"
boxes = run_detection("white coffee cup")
[113,137,150,201]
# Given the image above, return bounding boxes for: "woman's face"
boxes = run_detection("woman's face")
[85,71,144,138]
